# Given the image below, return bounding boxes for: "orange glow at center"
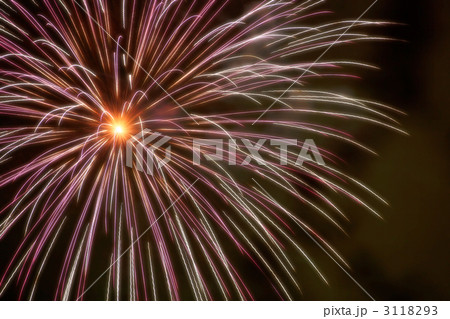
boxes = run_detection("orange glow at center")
[114,124,124,135]
[110,118,129,139]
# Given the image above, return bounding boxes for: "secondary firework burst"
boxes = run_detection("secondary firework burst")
[0,0,404,300]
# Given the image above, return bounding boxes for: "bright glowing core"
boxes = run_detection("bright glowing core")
[114,125,124,135]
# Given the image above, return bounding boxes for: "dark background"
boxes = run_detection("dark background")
[306,0,450,300]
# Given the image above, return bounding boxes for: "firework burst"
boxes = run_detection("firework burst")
[0,0,404,300]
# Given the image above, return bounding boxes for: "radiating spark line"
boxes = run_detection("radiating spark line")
[253,0,380,124]
[76,178,199,300]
